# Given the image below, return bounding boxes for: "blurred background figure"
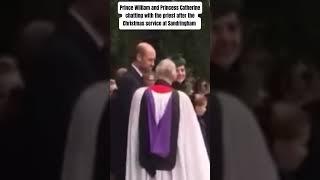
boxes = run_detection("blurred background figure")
[240,46,274,107]
[143,70,155,86]
[18,20,55,56]
[194,78,210,96]
[109,79,118,96]
[191,93,209,154]
[116,67,128,80]
[298,96,320,180]
[0,55,24,122]
[264,58,320,108]
[0,55,25,179]
[211,2,279,180]
[17,20,55,81]
[269,103,310,180]
[23,0,108,179]
[211,2,247,102]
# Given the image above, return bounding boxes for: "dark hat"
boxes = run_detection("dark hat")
[171,53,186,67]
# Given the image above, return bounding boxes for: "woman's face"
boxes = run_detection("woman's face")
[176,65,186,83]
[211,12,242,68]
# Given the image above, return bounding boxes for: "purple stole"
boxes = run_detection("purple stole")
[139,88,180,177]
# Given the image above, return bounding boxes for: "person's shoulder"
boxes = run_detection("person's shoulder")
[133,87,148,96]
[72,81,108,120]
[119,69,141,86]
[76,81,108,105]
[117,72,133,88]
[215,91,257,121]
[35,33,76,62]
[177,90,192,102]
[216,92,247,109]
[121,70,134,80]
[83,82,107,97]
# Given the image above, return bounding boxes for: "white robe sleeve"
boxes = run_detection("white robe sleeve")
[218,92,279,180]
[61,82,107,180]
[126,87,147,180]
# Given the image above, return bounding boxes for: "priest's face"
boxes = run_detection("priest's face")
[176,65,186,83]
[211,12,242,68]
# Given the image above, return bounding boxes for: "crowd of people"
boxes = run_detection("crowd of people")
[0,0,108,179]
[211,2,320,180]
[109,43,210,180]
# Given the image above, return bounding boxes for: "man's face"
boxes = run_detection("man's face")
[139,50,156,73]
[211,12,242,67]
[176,65,186,83]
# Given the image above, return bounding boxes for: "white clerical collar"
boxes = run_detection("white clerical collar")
[131,63,143,77]
[69,7,104,49]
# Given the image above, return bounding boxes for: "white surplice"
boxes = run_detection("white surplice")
[217,92,279,180]
[61,82,107,180]
[126,87,210,180]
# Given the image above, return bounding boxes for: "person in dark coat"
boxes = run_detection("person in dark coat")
[190,93,209,154]
[211,2,245,99]
[110,42,156,180]
[297,98,320,180]
[0,55,25,180]
[209,2,279,180]
[23,0,108,179]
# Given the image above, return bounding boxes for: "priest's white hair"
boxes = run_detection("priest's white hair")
[155,58,177,84]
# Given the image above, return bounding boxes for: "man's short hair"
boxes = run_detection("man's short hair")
[129,41,154,62]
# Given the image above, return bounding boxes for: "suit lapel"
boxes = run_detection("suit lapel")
[128,66,144,86]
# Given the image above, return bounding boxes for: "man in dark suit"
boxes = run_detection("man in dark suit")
[110,42,156,180]
[24,0,107,179]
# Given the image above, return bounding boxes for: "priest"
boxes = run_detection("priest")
[125,58,210,180]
